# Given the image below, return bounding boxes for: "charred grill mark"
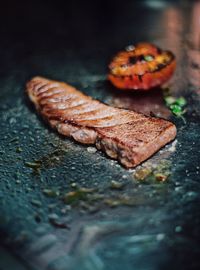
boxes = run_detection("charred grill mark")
[34,82,49,93]
[129,54,154,64]
[27,77,177,168]
[37,83,52,93]
[75,111,120,121]
[38,88,64,98]
[129,56,138,65]
[40,95,78,106]
[138,75,143,82]
[110,56,175,79]
[43,101,90,115]
[49,115,64,121]
[39,93,70,102]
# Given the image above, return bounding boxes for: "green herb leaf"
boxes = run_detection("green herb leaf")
[170,104,182,112]
[170,104,185,116]
[164,96,176,106]
[164,94,187,118]
[175,97,187,107]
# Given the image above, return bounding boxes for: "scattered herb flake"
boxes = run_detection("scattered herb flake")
[176,97,187,107]
[134,160,171,183]
[134,167,152,181]
[164,96,176,106]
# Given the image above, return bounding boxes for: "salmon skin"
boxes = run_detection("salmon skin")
[26,76,177,168]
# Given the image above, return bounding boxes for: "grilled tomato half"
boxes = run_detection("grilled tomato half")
[108,43,176,90]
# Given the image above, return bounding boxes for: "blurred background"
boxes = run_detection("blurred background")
[0,0,200,269]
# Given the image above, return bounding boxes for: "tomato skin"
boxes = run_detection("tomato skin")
[108,43,176,91]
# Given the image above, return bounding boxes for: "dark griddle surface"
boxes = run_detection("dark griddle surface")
[0,1,200,269]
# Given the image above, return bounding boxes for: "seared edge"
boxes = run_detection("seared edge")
[26,76,177,168]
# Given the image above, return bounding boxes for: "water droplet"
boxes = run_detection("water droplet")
[156,233,165,241]
[175,226,182,233]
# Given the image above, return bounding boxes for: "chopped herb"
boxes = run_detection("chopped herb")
[176,97,187,107]
[170,104,183,116]
[164,95,187,118]
[134,160,171,183]
[134,167,152,181]
[164,96,176,106]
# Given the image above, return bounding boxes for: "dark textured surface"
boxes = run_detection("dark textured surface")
[0,0,200,269]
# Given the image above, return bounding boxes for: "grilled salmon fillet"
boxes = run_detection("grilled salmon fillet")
[26,76,177,168]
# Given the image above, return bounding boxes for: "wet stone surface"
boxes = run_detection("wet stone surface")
[0,0,200,270]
